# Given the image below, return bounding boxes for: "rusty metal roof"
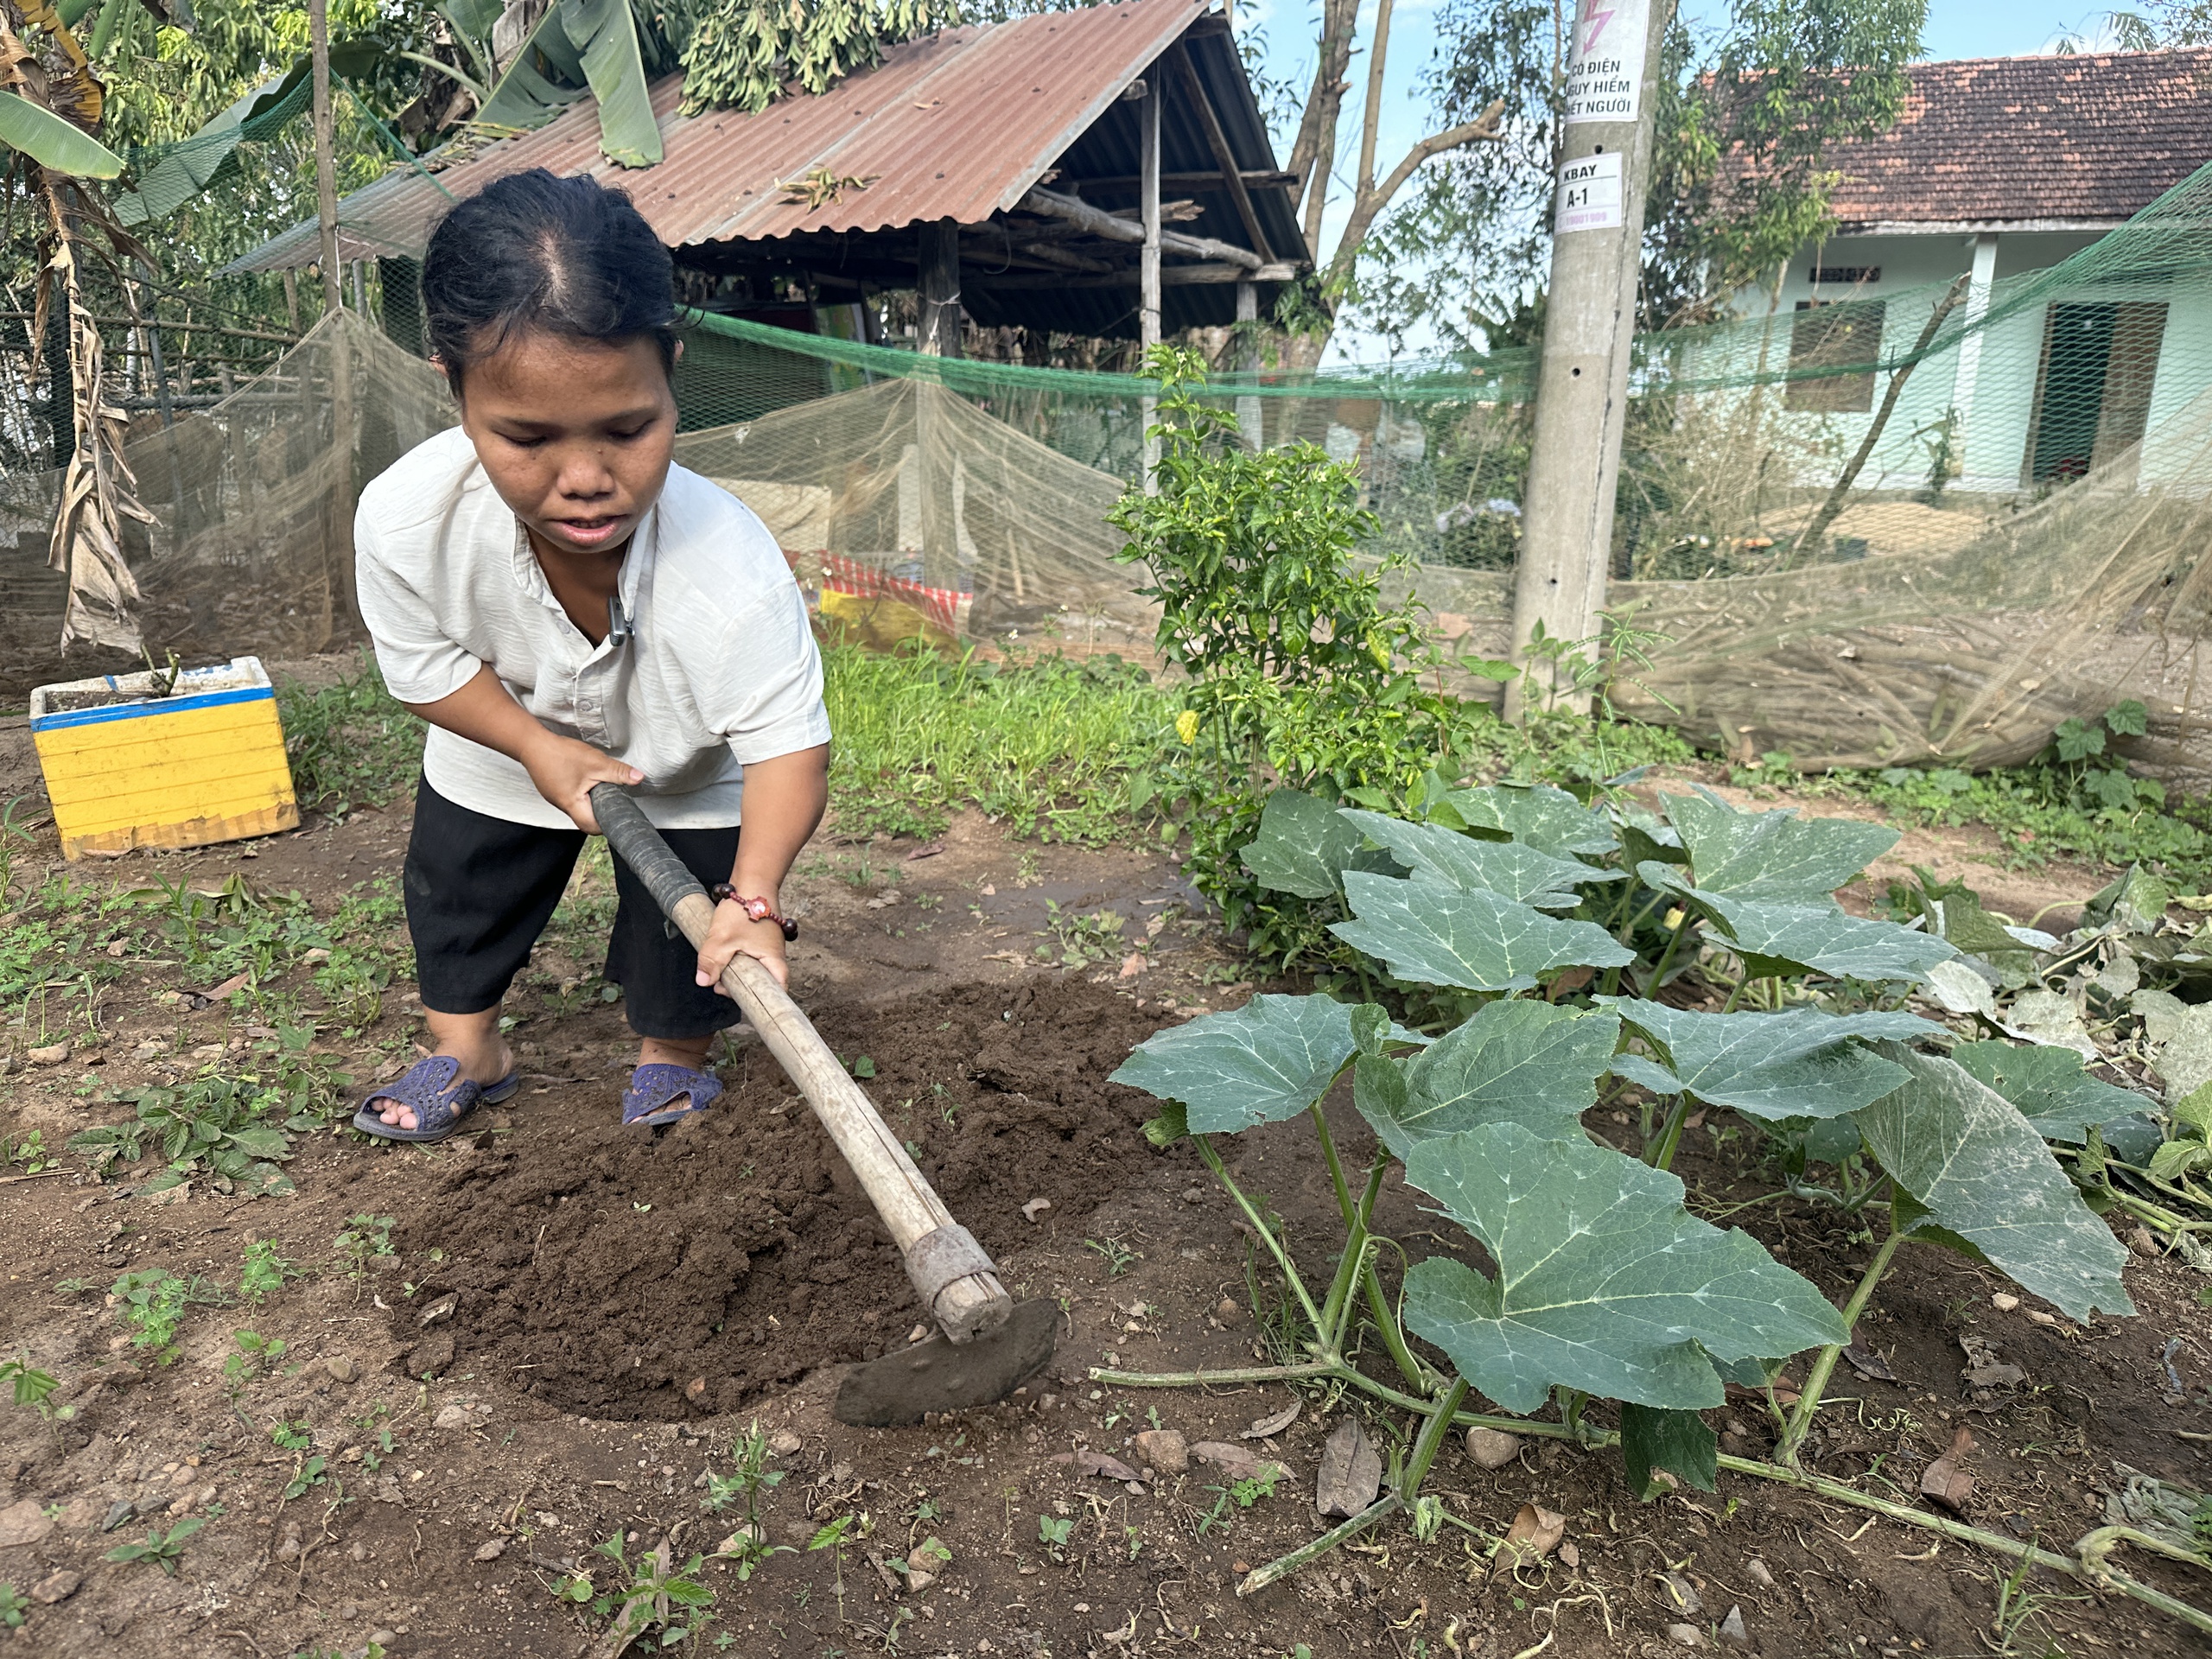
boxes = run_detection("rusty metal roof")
[225,0,1243,273]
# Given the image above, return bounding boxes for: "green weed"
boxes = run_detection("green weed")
[110,1268,222,1361]
[0,1582,23,1628]
[0,1358,57,1420]
[822,643,1171,844]
[1,1130,49,1174]
[104,1517,202,1575]
[278,658,425,816]
[238,1239,300,1303]
[335,1215,395,1297]
[69,1055,335,1196]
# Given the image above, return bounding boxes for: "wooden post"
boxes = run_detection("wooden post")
[1506,0,1670,718]
[310,0,341,320]
[1141,73,1162,489]
[311,0,359,635]
[918,219,962,359]
[1235,279,1262,448]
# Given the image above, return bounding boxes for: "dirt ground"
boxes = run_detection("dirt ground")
[0,683,2207,1659]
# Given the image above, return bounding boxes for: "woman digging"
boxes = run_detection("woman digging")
[351,168,830,1141]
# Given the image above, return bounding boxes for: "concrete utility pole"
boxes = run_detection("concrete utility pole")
[1507,0,1672,718]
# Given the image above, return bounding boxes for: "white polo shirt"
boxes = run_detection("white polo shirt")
[354,425,830,830]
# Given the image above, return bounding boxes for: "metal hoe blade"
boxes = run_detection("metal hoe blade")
[833,1298,1058,1427]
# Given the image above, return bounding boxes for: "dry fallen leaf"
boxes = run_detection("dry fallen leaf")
[1919,1426,1976,1514]
[1075,1449,1141,1483]
[1492,1502,1566,1578]
[1243,1402,1301,1440]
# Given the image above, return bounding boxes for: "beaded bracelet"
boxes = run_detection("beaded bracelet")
[709,883,799,941]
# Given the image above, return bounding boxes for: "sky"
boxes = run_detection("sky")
[1243,0,2137,360]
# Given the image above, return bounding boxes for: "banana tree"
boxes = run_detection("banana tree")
[2,0,169,652]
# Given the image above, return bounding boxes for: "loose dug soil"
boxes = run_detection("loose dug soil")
[0,658,2207,1659]
[400,978,1171,1420]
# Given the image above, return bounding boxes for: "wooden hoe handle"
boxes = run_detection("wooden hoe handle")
[589,785,1013,1344]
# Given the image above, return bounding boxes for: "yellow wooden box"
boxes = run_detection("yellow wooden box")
[31,657,299,860]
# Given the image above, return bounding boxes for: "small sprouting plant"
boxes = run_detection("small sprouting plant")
[702,1419,791,1581]
[1038,901,1128,968]
[270,1417,313,1452]
[565,1535,716,1647]
[334,1214,395,1297]
[0,1582,24,1628]
[238,1238,299,1302]
[223,1331,287,1407]
[808,1513,857,1623]
[1037,1514,1074,1560]
[1084,1236,1139,1277]
[0,1359,58,1420]
[111,1268,219,1361]
[105,1517,203,1576]
[283,1454,334,1503]
[2,1130,50,1174]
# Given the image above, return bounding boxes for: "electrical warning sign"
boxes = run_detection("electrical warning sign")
[1564,0,1648,124]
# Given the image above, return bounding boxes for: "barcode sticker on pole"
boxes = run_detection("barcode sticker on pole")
[1555,152,1624,232]
[1565,0,1649,124]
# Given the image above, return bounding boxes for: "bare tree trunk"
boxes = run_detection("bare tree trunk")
[1356,0,1396,196]
[1782,274,1969,569]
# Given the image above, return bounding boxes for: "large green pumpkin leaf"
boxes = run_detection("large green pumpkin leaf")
[1338,810,1620,911]
[1445,783,1618,857]
[1619,1402,1718,1494]
[1332,873,1634,992]
[1673,888,1956,983]
[1663,786,1897,899]
[1600,1000,1933,1120]
[1854,1046,2134,1320]
[1109,994,1359,1134]
[1402,1125,1849,1413]
[1241,788,1367,899]
[1355,1001,1621,1156]
[1948,1040,2150,1147]
[0,91,124,177]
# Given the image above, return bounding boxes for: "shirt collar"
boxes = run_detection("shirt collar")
[506,501,659,618]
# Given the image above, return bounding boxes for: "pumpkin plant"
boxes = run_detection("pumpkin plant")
[1102,782,2202,1632]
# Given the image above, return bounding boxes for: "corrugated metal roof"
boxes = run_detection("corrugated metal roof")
[225,0,1261,273]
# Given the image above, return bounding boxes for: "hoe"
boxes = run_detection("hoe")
[590,784,1058,1426]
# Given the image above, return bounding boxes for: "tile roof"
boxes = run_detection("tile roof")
[1820,48,2212,231]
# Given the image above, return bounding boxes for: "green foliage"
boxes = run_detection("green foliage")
[822,644,1170,844]
[0,1582,24,1629]
[69,1058,334,1195]
[336,1214,394,1292]
[0,1359,59,1418]
[0,88,124,175]
[1113,347,1503,958]
[1116,780,2141,1510]
[104,1516,203,1576]
[238,1238,301,1302]
[278,659,425,817]
[702,1420,791,1581]
[666,0,958,114]
[109,1268,222,1360]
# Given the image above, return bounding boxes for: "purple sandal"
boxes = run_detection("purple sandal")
[623,1064,722,1128]
[353,1056,519,1143]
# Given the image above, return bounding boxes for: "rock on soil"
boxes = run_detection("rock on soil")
[1465,1427,1522,1469]
[0,1498,54,1548]
[1135,1428,1187,1474]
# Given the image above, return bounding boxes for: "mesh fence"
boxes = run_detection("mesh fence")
[8,155,2212,782]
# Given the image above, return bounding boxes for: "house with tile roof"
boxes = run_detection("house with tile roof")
[1751,47,2212,494]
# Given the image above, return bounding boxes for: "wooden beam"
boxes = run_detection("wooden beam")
[1018,188,1262,270]
[1168,44,1271,264]
[969,262,1298,290]
[1069,169,1298,194]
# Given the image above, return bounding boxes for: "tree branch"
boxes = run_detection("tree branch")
[1324,99,1506,289]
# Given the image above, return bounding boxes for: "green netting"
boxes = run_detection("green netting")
[10,149,2212,780]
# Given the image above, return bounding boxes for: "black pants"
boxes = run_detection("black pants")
[404,781,742,1039]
